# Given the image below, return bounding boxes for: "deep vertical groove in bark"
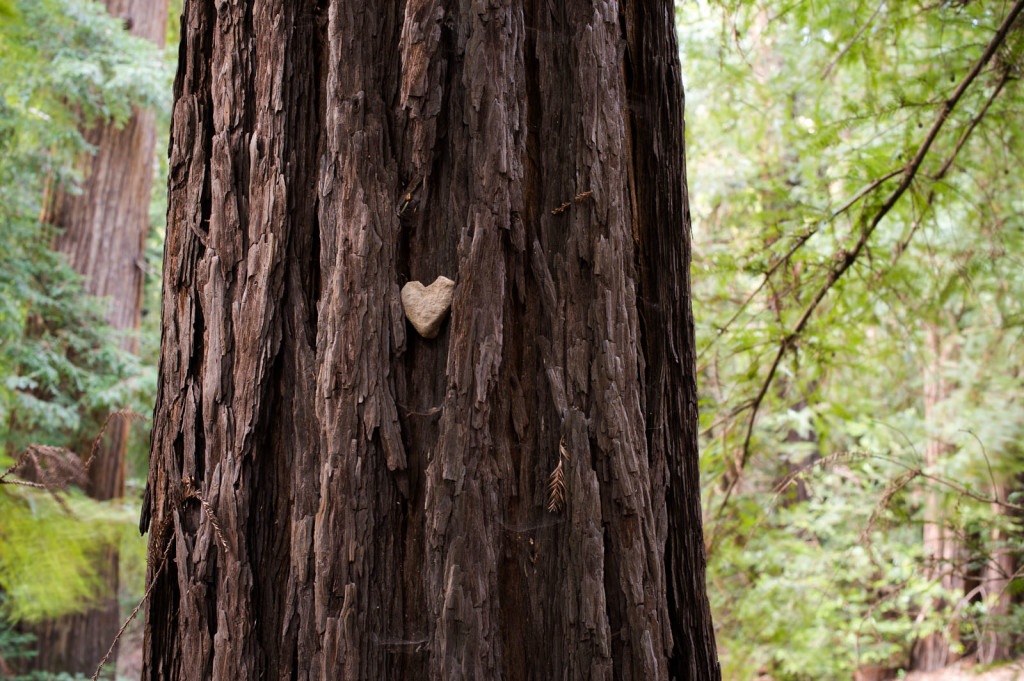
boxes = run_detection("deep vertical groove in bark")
[144,2,719,680]
[418,2,523,678]
[393,2,454,677]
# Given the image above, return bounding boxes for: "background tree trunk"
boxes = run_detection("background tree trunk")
[912,325,964,671]
[22,0,168,674]
[977,483,1016,664]
[142,1,719,679]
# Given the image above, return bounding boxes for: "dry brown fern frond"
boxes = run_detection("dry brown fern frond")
[546,460,566,513]
[0,444,87,515]
[8,444,88,490]
[546,436,570,513]
[860,468,919,545]
[83,407,147,474]
[182,476,231,555]
[0,408,147,510]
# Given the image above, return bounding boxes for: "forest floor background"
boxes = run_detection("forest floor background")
[115,647,1024,681]
[906,660,1024,681]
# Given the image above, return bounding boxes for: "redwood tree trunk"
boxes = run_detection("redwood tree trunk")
[912,326,964,671]
[142,2,719,680]
[978,483,1017,664]
[24,0,168,674]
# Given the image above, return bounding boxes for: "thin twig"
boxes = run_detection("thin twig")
[546,437,570,513]
[868,451,1024,512]
[197,494,230,555]
[961,429,1001,503]
[183,477,231,555]
[1,445,86,515]
[82,408,146,476]
[829,168,904,220]
[859,469,918,545]
[821,0,886,79]
[730,447,1023,559]
[698,168,902,362]
[551,188,593,215]
[93,472,232,679]
[0,478,46,489]
[91,533,172,681]
[737,451,868,550]
[0,458,20,482]
[932,68,1011,182]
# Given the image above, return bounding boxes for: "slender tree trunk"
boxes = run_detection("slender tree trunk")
[22,0,168,674]
[912,326,964,671]
[141,2,719,680]
[978,483,1018,664]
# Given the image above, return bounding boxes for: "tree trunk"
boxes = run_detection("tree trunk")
[977,483,1019,664]
[23,0,168,674]
[912,325,964,671]
[141,2,719,680]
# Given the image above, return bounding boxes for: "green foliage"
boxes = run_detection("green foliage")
[0,619,36,678]
[0,0,168,454]
[1,0,168,127]
[0,0,170,645]
[0,480,136,624]
[0,4,155,456]
[679,0,1024,677]
[709,450,974,678]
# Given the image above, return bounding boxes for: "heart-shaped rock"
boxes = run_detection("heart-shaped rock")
[401,276,455,339]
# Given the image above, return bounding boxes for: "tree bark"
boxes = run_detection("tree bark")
[142,2,719,680]
[22,0,168,674]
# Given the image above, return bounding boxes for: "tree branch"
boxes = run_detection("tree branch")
[698,167,903,362]
[716,0,1024,516]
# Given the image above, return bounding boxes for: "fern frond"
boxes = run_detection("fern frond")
[546,460,566,513]
[546,436,570,513]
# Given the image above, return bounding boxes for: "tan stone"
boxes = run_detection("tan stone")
[400,276,455,339]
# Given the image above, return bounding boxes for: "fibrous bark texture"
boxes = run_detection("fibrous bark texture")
[143,2,719,680]
[24,0,168,674]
